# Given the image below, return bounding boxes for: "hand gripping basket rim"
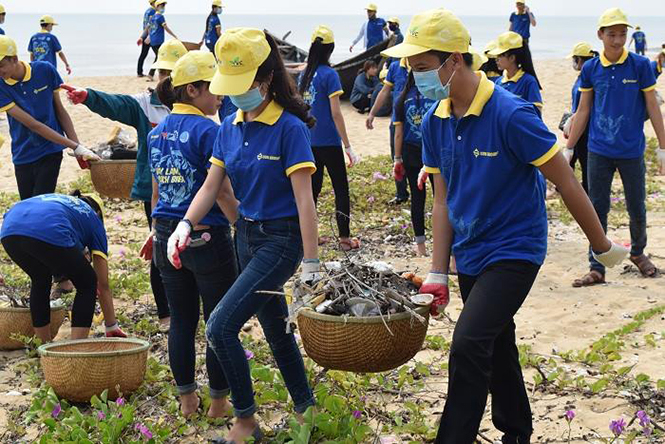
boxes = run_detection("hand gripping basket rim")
[37,337,150,358]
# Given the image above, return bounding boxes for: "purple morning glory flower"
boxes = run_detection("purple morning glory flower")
[565,409,575,422]
[352,410,361,419]
[637,410,650,428]
[116,397,125,406]
[372,172,388,181]
[244,349,254,360]
[97,410,106,420]
[135,423,153,440]
[610,418,626,436]
[51,403,62,418]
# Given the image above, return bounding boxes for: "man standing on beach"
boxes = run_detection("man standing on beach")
[137,0,157,78]
[509,1,536,45]
[28,15,72,75]
[349,3,388,52]
[629,26,647,56]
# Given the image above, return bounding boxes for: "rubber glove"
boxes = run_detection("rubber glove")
[300,259,322,285]
[345,146,359,167]
[657,148,665,175]
[417,167,429,191]
[71,144,101,162]
[60,84,88,105]
[592,240,629,268]
[393,158,405,181]
[419,272,450,316]
[139,233,154,261]
[167,220,192,269]
[105,322,128,338]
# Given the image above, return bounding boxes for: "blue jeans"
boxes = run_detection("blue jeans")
[153,219,238,398]
[206,217,314,418]
[587,152,647,274]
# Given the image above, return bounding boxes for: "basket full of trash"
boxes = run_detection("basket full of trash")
[294,261,431,373]
[89,126,138,199]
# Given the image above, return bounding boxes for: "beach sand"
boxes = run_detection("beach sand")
[0,60,664,441]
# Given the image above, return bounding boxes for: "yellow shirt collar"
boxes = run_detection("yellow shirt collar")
[232,100,284,126]
[600,48,629,68]
[501,68,525,84]
[171,103,205,116]
[4,62,32,86]
[39,29,50,33]
[434,71,495,119]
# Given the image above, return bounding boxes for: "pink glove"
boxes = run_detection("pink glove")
[393,160,406,181]
[60,84,88,105]
[139,234,154,261]
[419,272,450,316]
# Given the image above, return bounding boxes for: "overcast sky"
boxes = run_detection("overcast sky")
[2,0,664,16]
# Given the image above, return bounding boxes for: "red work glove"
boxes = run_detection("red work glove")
[60,84,88,105]
[76,157,90,169]
[393,159,405,181]
[139,233,154,261]
[136,37,143,46]
[417,167,429,191]
[105,323,128,338]
[419,272,450,316]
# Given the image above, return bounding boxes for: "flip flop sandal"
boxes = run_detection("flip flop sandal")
[211,427,264,444]
[572,270,606,288]
[340,238,361,251]
[630,254,658,278]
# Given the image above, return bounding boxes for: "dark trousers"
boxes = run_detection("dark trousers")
[137,42,151,76]
[14,152,63,200]
[403,142,432,241]
[147,44,161,78]
[570,127,589,193]
[311,146,351,238]
[390,124,409,200]
[143,202,170,319]
[153,219,237,398]
[636,47,645,56]
[351,96,371,112]
[1,236,97,328]
[587,152,647,274]
[436,260,540,444]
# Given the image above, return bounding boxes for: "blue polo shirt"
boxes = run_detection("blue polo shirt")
[571,75,582,113]
[651,60,662,80]
[149,12,166,47]
[632,31,646,51]
[0,28,5,35]
[422,73,558,276]
[205,13,221,49]
[148,103,227,226]
[0,62,64,165]
[210,101,316,221]
[218,96,238,123]
[1,194,108,259]
[394,86,436,146]
[497,70,543,113]
[142,7,156,33]
[367,17,387,48]
[385,59,409,123]
[300,65,344,147]
[28,31,62,68]
[510,12,533,40]
[579,50,656,159]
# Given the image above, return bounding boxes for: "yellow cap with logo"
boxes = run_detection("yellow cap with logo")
[40,15,58,26]
[365,3,378,12]
[0,35,17,61]
[155,0,167,6]
[483,40,498,58]
[488,31,523,56]
[211,28,271,96]
[152,39,188,71]
[212,0,223,7]
[381,9,470,59]
[312,25,334,44]
[0,5,6,14]
[567,42,594,59]
[387,17,400,25]
[597,7,631,30]
[171,50,217,87]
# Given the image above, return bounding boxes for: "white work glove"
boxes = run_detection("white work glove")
[345,146,359,167]
[592,240,629,268]
[657,148,665,175]
[300,259,322,285]
[563,148,574,164]
[167,220,192,269]
[71,144,101,162]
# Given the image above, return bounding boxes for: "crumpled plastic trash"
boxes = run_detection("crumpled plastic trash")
[346,297,381,317]
[366,261,393,273]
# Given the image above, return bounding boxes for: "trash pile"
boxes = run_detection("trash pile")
[0,284,63,309]
[92,127,138,160]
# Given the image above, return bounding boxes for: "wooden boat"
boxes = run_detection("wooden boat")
[265,30,309,63]
[333,36,396,99]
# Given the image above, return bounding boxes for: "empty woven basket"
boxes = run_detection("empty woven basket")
[90,160,136,199]
[38,338,150,402]
[0,306,66,350]
[297,306,430,373]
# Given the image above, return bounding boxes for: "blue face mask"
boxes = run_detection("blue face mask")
[158,6,165,13]
[230,87,265,111]
[413,57,455,101]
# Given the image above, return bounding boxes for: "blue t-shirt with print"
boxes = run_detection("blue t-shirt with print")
[497,70,542,116]
[0,61,64,165]
[580,50,656,159]
[1,194,108,258]
[300,65,344,147]
[367,17,387,48]
[394,86,436,146]
[210,101,315,221]
[205,14,221,49]
[143,7,156,31]
[148,104,227,226]
[632,31,646,50]
[149,13,166,47]
[28,32,62,68]
[510,12,532,40]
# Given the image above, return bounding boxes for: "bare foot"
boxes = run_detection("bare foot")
[415,243,427,257]
[225,416,260,442]
[180,393,200,417]
[207,397,233,418]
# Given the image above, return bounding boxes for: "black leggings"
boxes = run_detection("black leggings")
[436,260,540,444]
[403,142,433,242]
[144,201,170,319]
[14,152,63,200]
[311,146,351,238]
[148,44,161,78]
[1,236,97,328]
[137,42,152,76]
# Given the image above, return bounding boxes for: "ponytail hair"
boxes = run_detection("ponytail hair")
[70,190,104,224]
[256,31,316,128]
[156,75,207,110]
[299,38,335,95]
[505,45,542,90]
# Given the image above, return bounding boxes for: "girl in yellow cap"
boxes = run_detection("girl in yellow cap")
[169,28,319,442]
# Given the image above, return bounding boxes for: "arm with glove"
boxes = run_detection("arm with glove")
[392,122,406,181]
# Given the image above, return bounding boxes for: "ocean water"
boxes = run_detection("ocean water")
[3,13,664,77]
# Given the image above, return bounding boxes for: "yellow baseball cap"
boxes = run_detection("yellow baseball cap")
[212,0,223,6]
[86,194,105,217]
[211,28,271,96]
[0,5,6,14]
[387,17,400,25]
[40,15,58,25]
[366,3,378,12]
[567,42,594,59]
[312,25,334,44]
[171,50,216,87]
[470,47,488,71]
[597,8,631,30]
[381,9,470,59]
[484,40,498,58]
[0,35,17,61]
[155,0,167,6]
[152,39,188,71]
[488,31,523,56]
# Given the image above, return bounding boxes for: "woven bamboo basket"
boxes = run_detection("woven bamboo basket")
[0,306,66,350]
[89,160,136,199]
[38,338,150,402]
[297,306,430,373]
